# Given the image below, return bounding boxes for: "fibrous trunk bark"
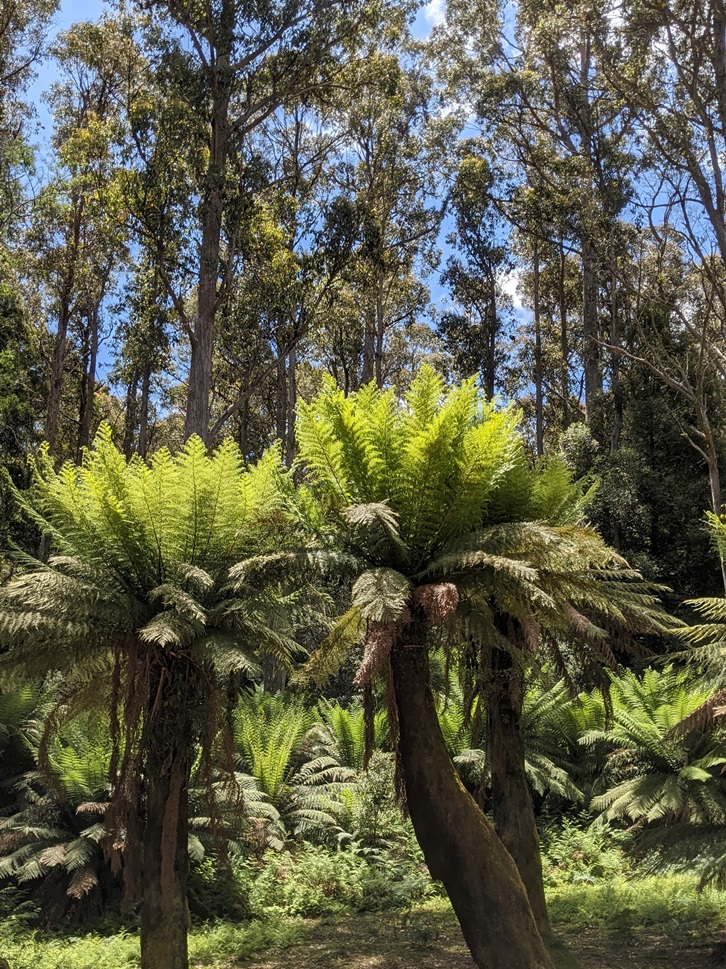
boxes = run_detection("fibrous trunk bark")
[140,660,193,969]
[485,645,550,941]
[141,746,190,969]
[390,638,553,969]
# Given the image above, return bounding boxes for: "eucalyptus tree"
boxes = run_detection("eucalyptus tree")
[0,428,301,969]
[599,0,726,295]
[291,367,669,966]
[128,0,394,444]
[504,223,583,451]
[322,49,444,389]
[28,18,138,460]
[603,230,726,589]
[439,140,511,402]
[0,0,58,241]
[433,0,634,424]
[209,104,348,458]
[0,282,45,482]
[113,248,174,459]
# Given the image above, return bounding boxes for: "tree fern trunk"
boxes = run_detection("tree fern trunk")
[140,748,190,969]
[140,661,193,969]
[486,645,550,941]
[390,637,553,969]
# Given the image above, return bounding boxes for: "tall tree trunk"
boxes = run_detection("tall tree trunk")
[276,350,288,453]
[609,259,622,455]
[390,636,553,969]
[581,237,601,420]
[533,242,544,457]
[46,198,83,455]
[185,0,233,444]
[123,371,139,459]
[286,346,297,467]
[558,237,569,428]
[375,266,385,388]
[485,270,497,400]
[485,644,550,941]
[78,302,101,457]
[138,363,152,458]
[362,305,376,385]
[238,397,249,458]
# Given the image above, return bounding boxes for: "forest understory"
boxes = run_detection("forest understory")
[5,894,726,969]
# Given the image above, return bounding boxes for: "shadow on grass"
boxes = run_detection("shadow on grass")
[241,902,477,968]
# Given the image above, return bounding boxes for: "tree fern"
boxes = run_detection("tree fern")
[233,690,356,844]
[0,707,116,924]
[294,369,672,945]
[585,666,726,885]
[0,426,301,947]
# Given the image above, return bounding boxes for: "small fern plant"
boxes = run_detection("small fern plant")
[584,665,726,885]
[0,708,117,925]
[234,690,356,846]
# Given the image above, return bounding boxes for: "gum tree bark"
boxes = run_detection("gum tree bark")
[184,0,233,444]
[390,633,554,969]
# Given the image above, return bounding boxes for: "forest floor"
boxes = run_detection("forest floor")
[4,879,726,969]
[241,904,726,969]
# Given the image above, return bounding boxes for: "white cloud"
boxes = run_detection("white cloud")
[499,268,524,311]
[424,0,446,26]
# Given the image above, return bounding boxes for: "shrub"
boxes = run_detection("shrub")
[541,817,630,888]
[548,874,726,935]
[246,842,431,917]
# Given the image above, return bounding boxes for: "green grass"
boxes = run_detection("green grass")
[3,874,726,968]
[548,873,726,935]
[0,919,305,969]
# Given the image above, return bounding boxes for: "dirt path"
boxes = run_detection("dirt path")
[240,907,726,969]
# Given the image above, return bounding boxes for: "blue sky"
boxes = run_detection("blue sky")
[29,0,444,142]
[28,0,520,345]
[29,0,108,142]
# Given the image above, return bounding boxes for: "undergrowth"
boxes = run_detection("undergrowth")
[0,919,304,969]
[548,874,726,935]
[4,833,726,967]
